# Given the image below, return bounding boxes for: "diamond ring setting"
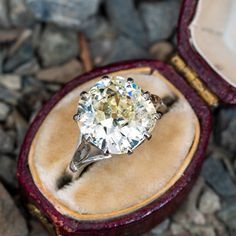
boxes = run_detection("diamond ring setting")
[66,75,167,179]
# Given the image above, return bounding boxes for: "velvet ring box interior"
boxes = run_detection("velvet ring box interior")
[17,0,236,235]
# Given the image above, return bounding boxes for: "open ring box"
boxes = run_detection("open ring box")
[17,0,236,235]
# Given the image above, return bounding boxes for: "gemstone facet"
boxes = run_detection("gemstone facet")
[76,76,157,154]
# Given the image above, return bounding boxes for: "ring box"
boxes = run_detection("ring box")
[17,0,236,235]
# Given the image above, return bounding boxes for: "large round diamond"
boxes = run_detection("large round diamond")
[77,76,157,154]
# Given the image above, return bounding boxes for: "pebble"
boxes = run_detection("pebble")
[0,50,4,73]
[29,220,50,236]
[149,41,174,61]
[0,29,23,44]
[151,219,170,235]
[187,226,216,236]
[38,24,79,67]
[17,82,50,120]
[14,58,40,76]
[0,74,22,90]
[105,0,147,47]
[26,0,100,29]
[170,223,188,236]
[7,29,32,56]
[202,156,236,197]
[215,108,236,148]
[10,110,28,150]
[217,201,236,232]
[36,59,83,83]
[139,0,181,44]
[199,188,221,214]
[9,0,35,27]
[0,0,10,27]
[0,182,28,236]
[173,178,206,225]
[220,110,236,153]
[0,85,19,105]
[0,155,17,187]
[104,36,148,64]
[0,102,10,121]
[89,38,115,66]
[4,40,34,72]
[0,128,15,153]
[82,16,115,40]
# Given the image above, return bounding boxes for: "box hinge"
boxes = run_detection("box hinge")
[28,204,61,236]
[170,54,219,107]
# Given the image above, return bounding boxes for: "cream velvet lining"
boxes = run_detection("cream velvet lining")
[29,68,200,220]
[189,0,236,87]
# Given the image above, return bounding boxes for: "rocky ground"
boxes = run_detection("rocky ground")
[0,0,236,236]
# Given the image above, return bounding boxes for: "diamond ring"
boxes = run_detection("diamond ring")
[66,75,168,180]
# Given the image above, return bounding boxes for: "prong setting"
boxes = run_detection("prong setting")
[69,161,78,173]
[80,91,89,100]
[154,112,162,120]
[127,77,134,83]
[143,91,151,100]
[144,131,152,140]
[127,148,133,155]
[102,75,109,80]
[103,147,110,156]
[73,113,81,121]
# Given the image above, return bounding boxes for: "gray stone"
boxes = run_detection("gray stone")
[29,220,49,236]
[82,16,115,40]
[38,24,79,67]
[187,226,216,236]
[217,202,236,232]
[9,0,35,27]
[199,188,221,214]
[0,128,15,154]
[105,0,147,47]
[37,59,83,83]
[14,58,40,76]
[10,110,28,150]
[0,85,19,105]
[0,102,10,121]
[104,36,148,64]
[202,156,236,197]
[18,81,50,120]
[173,178,206,226]
[0,29,23,44]
[0,50,4,73]
[0,74,22,90]
[170,223,188,235]
[4,41,34,72]
[26,0,100,29]
[149,41,174,61]
[139,0,181,44]
[31,24,42,49]
[0,155,17,187]
[89,38,115,66]
[0,182,28,236]
[220,109,236,153]
[151,219,170,235]
[0,0,10,27]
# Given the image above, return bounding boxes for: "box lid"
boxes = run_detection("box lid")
[178,0,236,104]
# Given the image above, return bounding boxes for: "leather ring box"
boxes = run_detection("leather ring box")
[17,0,236,235]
